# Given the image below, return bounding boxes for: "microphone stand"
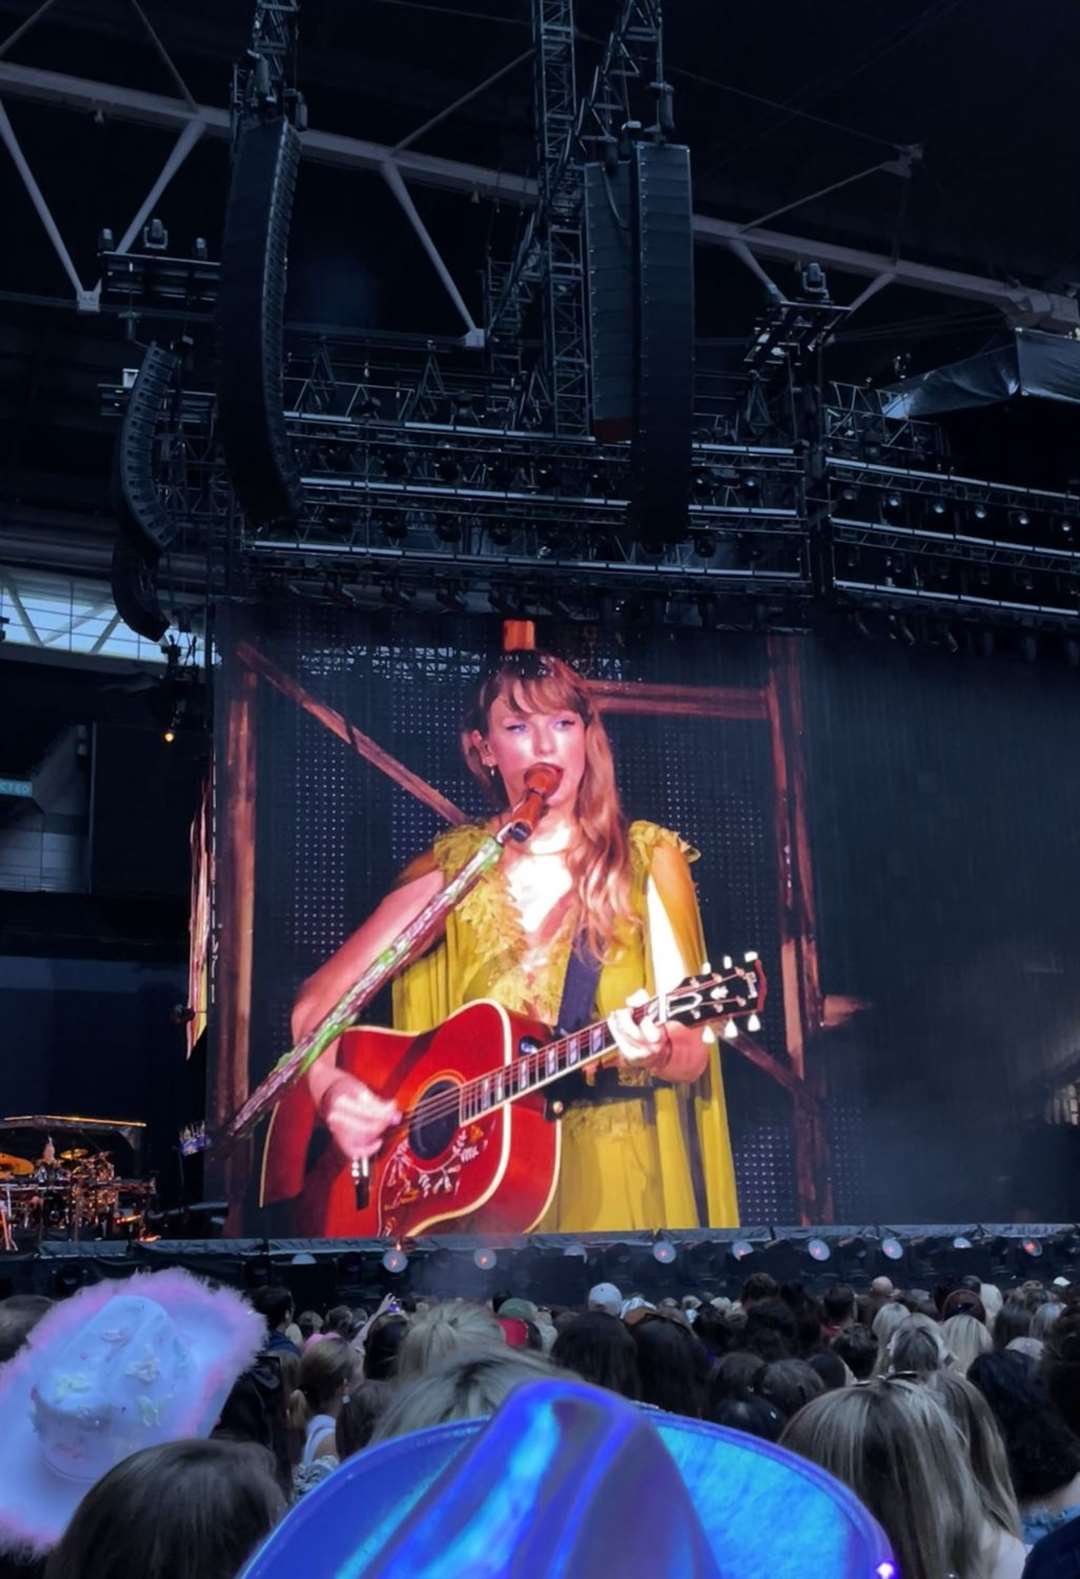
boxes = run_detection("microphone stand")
[210,780,556,1207]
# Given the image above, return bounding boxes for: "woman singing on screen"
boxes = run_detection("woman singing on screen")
[289,650,739,1232]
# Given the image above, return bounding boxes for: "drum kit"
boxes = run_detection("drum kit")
[0,1147,155,1246]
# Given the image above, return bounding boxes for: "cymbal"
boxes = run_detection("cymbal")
[59,1149,88,1161]
[0,1153,33,1176]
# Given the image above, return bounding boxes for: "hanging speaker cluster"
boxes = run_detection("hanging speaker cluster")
[110,341,180,641]
[217,116,303,527]
[584,143,695,549]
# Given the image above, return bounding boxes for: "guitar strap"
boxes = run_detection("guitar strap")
[555,937,602,1036]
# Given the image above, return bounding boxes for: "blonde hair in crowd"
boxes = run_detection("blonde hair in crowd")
[287,1336,357,1433]
[924,1369,1022,1540]
[372,1347,560,1443]
[870,1301,913,1374]
[943,1313,994,1376]
[462,653,638,961]
[781,1379,989,1579]
[395,1299,503,1384]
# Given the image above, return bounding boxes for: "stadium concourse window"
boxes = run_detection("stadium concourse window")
[0,571,180,665]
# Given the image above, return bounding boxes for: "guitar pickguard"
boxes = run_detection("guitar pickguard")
[378,1121,491,1238]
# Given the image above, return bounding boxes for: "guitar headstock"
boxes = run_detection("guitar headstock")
[664,952,766,1041]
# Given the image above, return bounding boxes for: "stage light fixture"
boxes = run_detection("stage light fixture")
[382,1247,408,1274]
[473,1247,497,1271]
[840,484,858,504]
[881,1237,904,1261]
[930,499,947,517]
[1014,510,1031,529]
[436,452,461,484]
[435,582,466,613]
[973,503,988,522]
[883,492,902,514]
[952,1236,973,1251]
[377,513,407,544]
[652,1238,677,1265]
[691,530,715,559]
[290,1252,316,1266]
[731,1239,755,1262]
[434,518,462,544]
[380,448,409,482]
[1022,1237,1043,1259]
[807,1238,831,1263]
[1061,518,1075,539]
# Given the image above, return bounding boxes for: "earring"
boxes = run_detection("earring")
[487,765,497,780]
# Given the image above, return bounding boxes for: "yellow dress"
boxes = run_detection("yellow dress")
[391,820,739,1231]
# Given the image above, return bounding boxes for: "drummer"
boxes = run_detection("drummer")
[33,1138,68,1184]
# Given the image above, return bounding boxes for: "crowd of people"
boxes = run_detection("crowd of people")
[2,1262,1080,1575]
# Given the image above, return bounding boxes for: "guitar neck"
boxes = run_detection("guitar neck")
[456,1006,642,1124]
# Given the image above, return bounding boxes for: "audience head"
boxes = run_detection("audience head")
[0,1294,53,1363]
[887,1316,953,1377]
[708,1349,766,1406]
[689,1304,733,1359]
[993,1299,1032,1350]
[586,1282,623,1318]
[335,1380,393,1459]
[968,1349,1080,1501]
[630,1314,705,1418]
[942,1312,993,1375]
[323,1304,356,1340]
[289,1335,359,1424]
[739,1272,779,1310]
[980,1283,1004,1324]
[296,1309,323,1343]
[869,1275,894,1300]
[395,1299,503,1382]
[249,1285,294,1335]
[781,1377,988,1579]
[1042,1308,1080,1436]
[743,1297,798,1362]
[1032,1302,1065,1341]
[372,1347,557,1442]
[870,1300,909,1354]
[551,1312,640,1400]
[755,1359,825,1419]
[822,1284,857,1329]
[363,1313,408,1381]
[941,1288,986,1323]
[708,1394,785,1441]
[831,1322,877,1381]
[43,1439,284,1579]
[779,1283,824,1357]
[924,1369,1021,1538]
[809,1349,849,1391]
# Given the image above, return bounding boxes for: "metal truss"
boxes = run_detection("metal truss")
[0,55,1074,334]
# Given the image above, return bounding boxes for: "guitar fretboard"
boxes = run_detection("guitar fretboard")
[456,1009,642,1124]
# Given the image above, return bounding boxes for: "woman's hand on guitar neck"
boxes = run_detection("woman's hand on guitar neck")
[608,988,711,1084]
[317,1072,400,1163]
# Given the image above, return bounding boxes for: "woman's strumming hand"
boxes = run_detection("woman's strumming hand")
[318,1072,400,1162]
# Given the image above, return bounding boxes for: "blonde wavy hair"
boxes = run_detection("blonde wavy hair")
[781,1378,989,1579]
[394,1299,503,1383]
[462,652,637,961]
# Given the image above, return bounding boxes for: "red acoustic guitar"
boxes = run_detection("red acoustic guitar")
[260,955,764,1239]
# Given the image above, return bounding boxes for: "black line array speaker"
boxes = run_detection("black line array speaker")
[584,145,695,547]
[584,159,635,443]
[630,141,695,550]
[110,341,180,640]
[218,116,303,526]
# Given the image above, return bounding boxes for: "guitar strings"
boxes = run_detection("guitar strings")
[358,978,753,1144]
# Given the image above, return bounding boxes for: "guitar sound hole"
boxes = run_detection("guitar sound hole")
[409,1081,460,1160]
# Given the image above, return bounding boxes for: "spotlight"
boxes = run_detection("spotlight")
[930,499,947,517]
[652,1239,676,1265]
[691,531,715,560]
[381,1247,408,1274]
[473,1247,497,1271]
[952,1236,973,1251]
[881,1237,904,1262]
[840,485,858,504]
[435,581,466,613]
[691,470,713,499]
[883,492,901,513]
[807,1237,831,1263]
[1022,1237,1043,1259]
[1061,518,1075,539]
[731,1239,755,1262]
[972,503,988,522]
[162,726,176,745]
[741,474,760,497]
[1014,510,1031,529]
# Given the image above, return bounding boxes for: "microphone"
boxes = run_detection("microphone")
[505,763,563,843]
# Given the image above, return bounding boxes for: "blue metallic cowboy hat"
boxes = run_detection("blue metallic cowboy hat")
[241,1378,895,1578]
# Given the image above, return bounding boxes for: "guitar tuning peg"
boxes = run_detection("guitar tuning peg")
[700,960,711,974]
[702,1026,717,1045]
[723,1019,739,1041]
[743,950,759,963]
[722,955,733,971]
[746,1013,761,1034]
[711,986,728,1000]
